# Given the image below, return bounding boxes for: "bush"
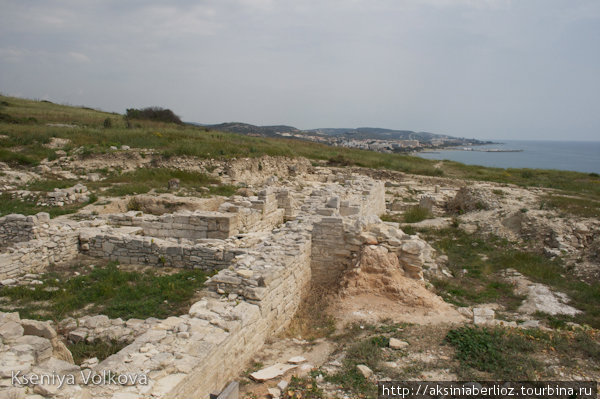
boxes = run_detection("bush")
[125,107,183,124]
[403,205,432,223]
[103,117,112,128]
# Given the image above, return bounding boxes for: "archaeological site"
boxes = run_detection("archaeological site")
[0,97,599,399]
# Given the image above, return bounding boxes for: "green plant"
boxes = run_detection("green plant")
[446,326,540,379]
[403,205,432,223]
[68,339,126,365]
[126,197,141,211]
[0,262,210,320]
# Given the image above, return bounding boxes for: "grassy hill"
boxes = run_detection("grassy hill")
[1,94,599,201]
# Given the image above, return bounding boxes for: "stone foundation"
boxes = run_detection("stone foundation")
[0,171,439,399]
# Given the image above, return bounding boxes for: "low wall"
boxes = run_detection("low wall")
[0,213,49,248]
[93,222,313,398]
[108,211,239,240]
[0,219,80,280]
[81,230,243,271]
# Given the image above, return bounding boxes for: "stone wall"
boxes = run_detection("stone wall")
[81,229,243,271]
[0,213,48,248]
[108,211,239,240]
[0,217,80,280]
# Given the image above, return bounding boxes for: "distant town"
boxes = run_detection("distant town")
[202,122,494,154]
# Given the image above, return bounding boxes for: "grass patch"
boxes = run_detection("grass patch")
[424,227,600,328]
[402,205,433,223]
[97,168,226,197]
[0,262,210,320]
[447,326,600,378]
[541,194,600,218]
[68,339,127,365]
[326,337,381,398]
[284,373,325,399]
[284,286,336,340]
[446,326,541,379]
[1,95,599,200]
[0,193,87,218]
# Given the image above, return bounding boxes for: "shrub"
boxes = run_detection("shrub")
[103,117,112,128]
[403,205,432,223]
[125,107,183,124]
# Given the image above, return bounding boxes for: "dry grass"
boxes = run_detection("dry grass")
[283,285,336,340]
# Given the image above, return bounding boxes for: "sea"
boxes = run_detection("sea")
[415,140,600,174]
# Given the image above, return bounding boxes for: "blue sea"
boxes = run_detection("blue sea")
[416,140,600,174]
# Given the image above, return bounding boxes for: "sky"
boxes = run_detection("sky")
[1,0,599,141]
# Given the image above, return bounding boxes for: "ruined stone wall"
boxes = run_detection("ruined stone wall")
[310,178,386,286]
[81,231,242,271]
[0,219,80,280]
[107,211,239,240]
[0,213,48,248]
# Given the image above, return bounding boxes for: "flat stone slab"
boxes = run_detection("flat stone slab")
[250,363,297,382]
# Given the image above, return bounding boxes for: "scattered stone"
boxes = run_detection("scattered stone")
[267,387,281,398]
[287,356,306,364]
[473,307,495,326]
[276,380,288,391]
[250,363,297,382]
[356,364,373,379]
[389,338,409,349]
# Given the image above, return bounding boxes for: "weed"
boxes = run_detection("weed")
[446,326,540,379]
[68,339,127,365]
[403,206,433,223]
[0,262,209,320]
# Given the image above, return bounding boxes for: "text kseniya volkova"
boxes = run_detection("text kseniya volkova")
[12,370,148,389]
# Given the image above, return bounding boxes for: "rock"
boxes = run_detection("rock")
[14,336,53,362]
[37,357,80,375]
[277,380,289,391]
[446,187,497,213]
[419,196,436,211]
[110,393,139,399]
[287,356,306,364]
[267,387,281,398]
[356,364,373,379]
[0,321,24,340]
[21,320,57,340]
[389,338,409,349]
[518,320,540,329]
[457,307,473,318]
[68,330,88,343]
[250,363,297,382]
[51,338,75,364]
[235,269,254,278]
[1,388,26,399]
[473,307,495,325]
[152,373,187,396]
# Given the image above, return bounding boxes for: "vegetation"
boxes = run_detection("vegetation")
[541,194,600,218]
[1,95,598,201]
[0,261,210,320]
[421,227,600,328]
[0,193,90,218]
[284,286,336,340]
[402,205,433,223]
[68,339,127,365]
[125,106,183,124]
[447,325,600,379]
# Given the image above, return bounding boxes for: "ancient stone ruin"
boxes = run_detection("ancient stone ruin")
[0,167,439,399]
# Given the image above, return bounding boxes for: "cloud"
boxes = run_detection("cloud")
[68,52,91,63]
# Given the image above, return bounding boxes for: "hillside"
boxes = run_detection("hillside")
[202,121,491,147]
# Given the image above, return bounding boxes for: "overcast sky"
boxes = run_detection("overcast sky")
[1,0,599,140]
